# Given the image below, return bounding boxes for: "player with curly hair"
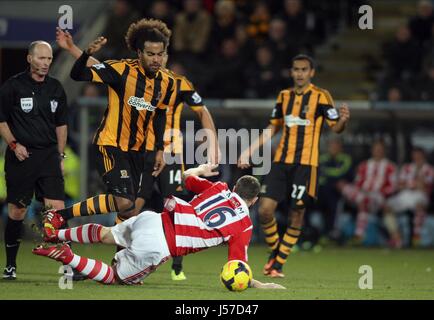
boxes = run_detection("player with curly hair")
[55,19,220,280]
[47,19,176,229]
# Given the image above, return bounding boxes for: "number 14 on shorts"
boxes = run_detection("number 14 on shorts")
[169,169,182,184]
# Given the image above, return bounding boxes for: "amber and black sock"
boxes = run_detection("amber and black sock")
[273,226,302,270]
[58,194,118,220]
[261,217,280,252]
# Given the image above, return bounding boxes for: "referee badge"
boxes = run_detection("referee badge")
[20,97,33,113]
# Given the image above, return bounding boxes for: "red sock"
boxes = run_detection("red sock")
[56,224,102,243]
[413,209,426,239]
[355,211,369,238]
[64,254,116,284]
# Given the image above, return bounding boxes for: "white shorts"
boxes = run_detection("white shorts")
[110,211,171,284]
[387,190,428,213]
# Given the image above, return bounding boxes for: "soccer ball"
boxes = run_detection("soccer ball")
[220,260,252,292]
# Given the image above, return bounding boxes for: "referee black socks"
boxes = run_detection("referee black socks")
[4,217,24,267]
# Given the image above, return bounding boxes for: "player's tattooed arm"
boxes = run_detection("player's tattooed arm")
[84,36,107,56]
[56,27,100,67]
[70,36,110,82]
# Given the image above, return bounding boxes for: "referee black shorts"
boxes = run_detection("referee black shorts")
[5,146,65,208]
[94,145,144,201]
[260,162,318,210]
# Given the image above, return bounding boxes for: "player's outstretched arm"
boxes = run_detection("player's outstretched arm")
[56,27,100,67]
[183,163,219,180]
[84,36,107,56]
[250,278,286,289]
[192,107,221,164]
[70,37,109,82]
[237,123,280,169]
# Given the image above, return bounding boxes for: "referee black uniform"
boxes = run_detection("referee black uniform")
[0,68,68,278]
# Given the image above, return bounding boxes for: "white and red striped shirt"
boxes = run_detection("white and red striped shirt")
[399,162,434,194]
[355,158,397,196]
[161,176,252,262]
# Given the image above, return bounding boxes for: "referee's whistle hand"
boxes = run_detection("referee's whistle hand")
[14,143,29,161]
[56,27,74,51]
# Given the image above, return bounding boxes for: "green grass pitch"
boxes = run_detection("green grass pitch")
[1,242,434,300]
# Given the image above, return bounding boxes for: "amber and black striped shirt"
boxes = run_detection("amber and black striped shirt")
[71,52,175,152]
[270,83,339,167]
[146,69,204,153]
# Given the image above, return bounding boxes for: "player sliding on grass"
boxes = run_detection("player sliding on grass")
[33,164,285,289]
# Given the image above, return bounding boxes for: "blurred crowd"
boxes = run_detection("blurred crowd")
[301,139,434,249]
[97,0,364,99]
[377,0,434,102]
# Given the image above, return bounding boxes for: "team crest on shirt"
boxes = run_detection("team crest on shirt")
[20,97,33,113]
[145,88,162,102]
[156,91,162,101]
[50,100,58,113]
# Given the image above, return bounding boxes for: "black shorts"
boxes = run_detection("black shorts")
[260,163,318,209]
[136,150,158,200]
[5,146,64,208]
[94,145,144,201]
[158,161,192,200]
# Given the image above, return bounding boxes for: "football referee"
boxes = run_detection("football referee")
[0,41,68,280]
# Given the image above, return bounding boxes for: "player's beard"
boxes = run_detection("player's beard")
[139,57,160,76]
[147,63,161,75]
